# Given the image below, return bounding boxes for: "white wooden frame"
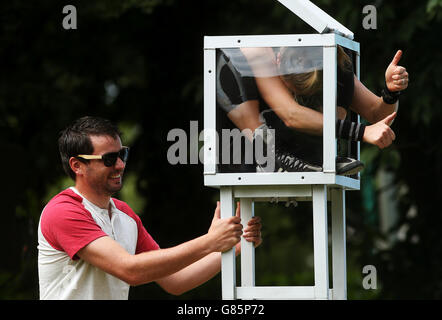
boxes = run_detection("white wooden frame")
[203,33,361,191]
[277,0,354,39]
[204,1,360,299]
[219,185,347,300]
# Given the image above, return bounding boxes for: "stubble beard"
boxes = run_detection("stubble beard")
[87,168,124,197]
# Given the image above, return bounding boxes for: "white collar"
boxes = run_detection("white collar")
[70,187,116,214]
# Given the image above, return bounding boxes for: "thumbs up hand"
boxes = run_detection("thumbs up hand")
[363,112,397,149]
[385,50,409,92]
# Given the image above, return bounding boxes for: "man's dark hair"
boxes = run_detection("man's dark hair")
[58,116,122,180]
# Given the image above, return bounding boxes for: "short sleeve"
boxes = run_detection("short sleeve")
[40,203,107,259]
[135,222,160,254]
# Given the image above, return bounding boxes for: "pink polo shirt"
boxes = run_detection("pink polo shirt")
[37,187,159,300]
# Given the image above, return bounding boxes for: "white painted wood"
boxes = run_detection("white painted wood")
[237,286,316,300]
[335,175,360,190]
[277,0,354,39]
[203,48,217,175]
[218,185,351,300]
[220,187,236,300]
[207,171,345,185]
[240,199,255,289]
[331,188,347,299]
[233,185,312,199]
[322,45,337,173]
[206,171,334,186]
[312,185,329,299]
[206,173,360,190]
[335,34,360,52]
[356,51,361,179]
[204,33,335,49]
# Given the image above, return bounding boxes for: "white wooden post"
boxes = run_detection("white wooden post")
[322,44,337,173]
[312,185,330,299]
[220,187,236,300]
[240,198,255,289]
[331,188,347,299]
[203,48,216,175]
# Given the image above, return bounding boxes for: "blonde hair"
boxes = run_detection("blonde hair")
[281,45,352,97]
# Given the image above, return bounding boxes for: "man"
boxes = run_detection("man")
[37,116,262,299]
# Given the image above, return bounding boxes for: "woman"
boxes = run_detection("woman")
[216,45,408,174]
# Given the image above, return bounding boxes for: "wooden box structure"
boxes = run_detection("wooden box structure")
[203,0,361,299]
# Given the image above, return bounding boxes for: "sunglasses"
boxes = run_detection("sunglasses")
[77,146,130,167]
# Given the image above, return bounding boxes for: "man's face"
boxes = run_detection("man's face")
[83,135,126,196]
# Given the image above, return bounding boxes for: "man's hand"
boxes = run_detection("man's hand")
[207,202,243,253]
[385,50,409,92]
[363,112,397,149]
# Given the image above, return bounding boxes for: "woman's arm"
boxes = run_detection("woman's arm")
[350,76,398,124]
[241,47,324,136]
[254,75,325,135]
[350,77,398,148]
[351,50,408,124]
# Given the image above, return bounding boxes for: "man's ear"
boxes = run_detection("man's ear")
[69,157,85,177]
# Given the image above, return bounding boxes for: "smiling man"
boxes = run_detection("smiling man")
[37,116,262,299]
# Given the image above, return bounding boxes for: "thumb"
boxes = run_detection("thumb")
[235,201,241,218]
[390,50,402,66]
[213,201,220,220]
[382,112,397,126]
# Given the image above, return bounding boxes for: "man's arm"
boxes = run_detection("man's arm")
[155,251,222,295]
[77,202,243,286]
[156,215,262,295]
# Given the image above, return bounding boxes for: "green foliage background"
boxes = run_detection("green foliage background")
[0,0,441,299]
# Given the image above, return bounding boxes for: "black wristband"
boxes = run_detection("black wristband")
[336,120,366,142]
[382,81,401,104]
